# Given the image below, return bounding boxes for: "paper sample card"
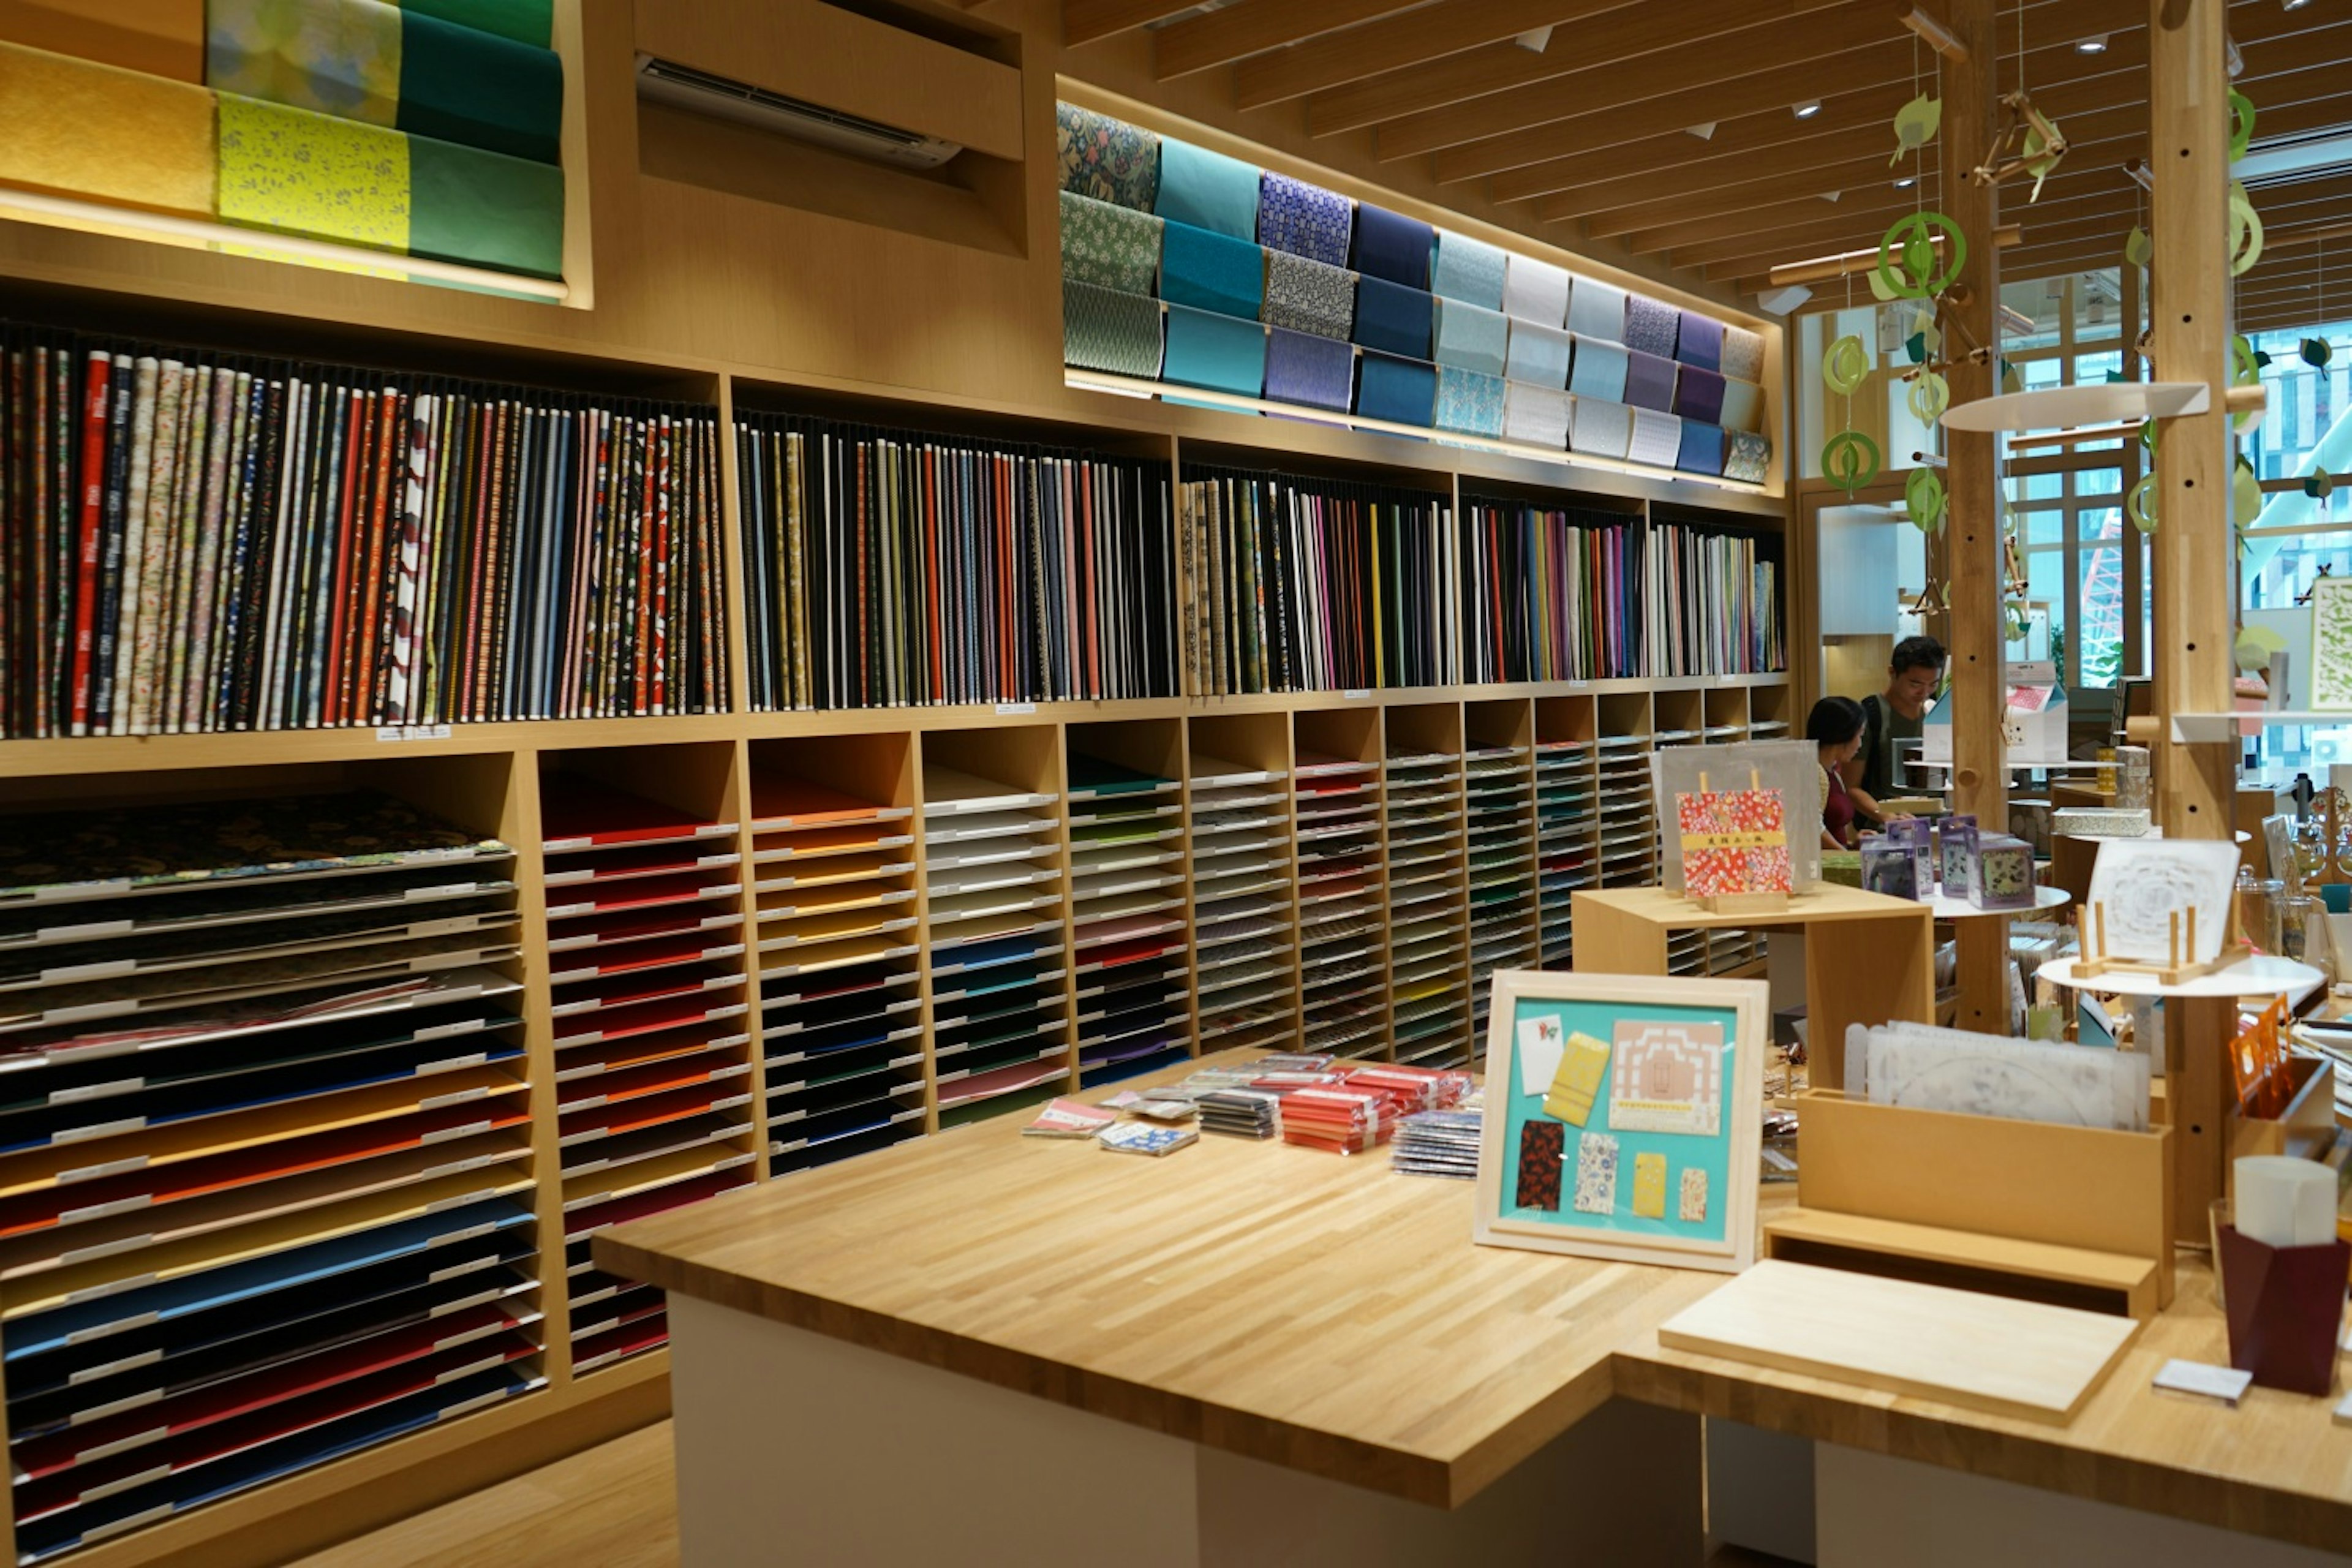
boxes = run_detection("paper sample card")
[2085,837,2242,965]
[1517,1014,1566,1097]
[1631,1152,1667,1218]
[1676,788,1793,899]
[1516,1122,1564,1210]
[2312,576,2352,710]
[1608,1019,1724,1136]
[1679,1166,1708,1223]
[2151,1359,2253,1406]
[1573,1132,1619,1215]
[1542,1030,1613,1126]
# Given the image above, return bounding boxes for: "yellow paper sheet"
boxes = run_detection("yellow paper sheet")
[0,39,215,216]
[1542,1030,1612,1128]
[0,0,202,81]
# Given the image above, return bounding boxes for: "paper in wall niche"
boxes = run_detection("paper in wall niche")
[1435,366,1505,437]
[1431,229,1507,311]
[1502,254,1570,328]
[1845,1019,2151,1131]
[1677,421,1726,477]
[1567,277,1629,344]
[2309,576,2352,710]
[1058,190,1163,295]
[1062,281,1163,378]
[1624,293,1679,359]
[1628,407,1683,469]
[1504,319,1573,390]
[2084,838,2241,965]
[1608,1019,1724,1136]
[1055,101,1160,212]
[1719,379,1765,434]
[1154,138,1261,240]
[1571,395,1632,459]
[1567,336,1629,403]
[1255,170,1351,266]
[1721,325,1766,385]
[1502,381,1571,450]
[1724,430,1771,484]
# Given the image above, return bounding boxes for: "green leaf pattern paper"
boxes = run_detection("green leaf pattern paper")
[1058,190,1163,295]
[208,0,404,127]
[1062,280,1164,379]
[2308,580,2352,710]
[217,90,410,252]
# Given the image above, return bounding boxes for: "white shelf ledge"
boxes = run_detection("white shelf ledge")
[2170,710,2352,742]
[1940,382,2209,433]
[2037,953,2323,1000]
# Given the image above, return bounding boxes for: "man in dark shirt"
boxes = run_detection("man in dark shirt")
[1847,635,1945,829]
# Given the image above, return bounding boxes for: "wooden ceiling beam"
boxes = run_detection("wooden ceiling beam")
[1152,0,1423,81]
[1062,0,1196,47]
[1232,0,1633,111]
[1368,0,1863,159]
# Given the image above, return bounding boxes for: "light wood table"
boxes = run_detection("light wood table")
[1572,886,1935,1088]
[599,1050,2352,1567]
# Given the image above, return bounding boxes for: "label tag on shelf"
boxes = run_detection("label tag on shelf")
[995,701,1037,715]
[377,724,454,742]
[1343,688,1370,700]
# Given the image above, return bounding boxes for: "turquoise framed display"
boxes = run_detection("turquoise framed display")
[1474,970,1767,1272]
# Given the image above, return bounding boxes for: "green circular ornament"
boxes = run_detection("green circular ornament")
[2233,457,2264,526]
[2230,89,2256,163]
[2303,337,2334,369]
[1904,467,1947,533]
[2127,472,2159,534]
[2003,601,2030,641]
[2228,183,2264,277]
[1823,334,1872,397]
[2231,333,2266,435]
[1875,211,1967,300]
[1906,371,1950,426]
[1822,430,1881,493]
[2305,469,2334,501]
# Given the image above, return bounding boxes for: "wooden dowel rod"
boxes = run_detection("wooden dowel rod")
[1900,4,1970,62]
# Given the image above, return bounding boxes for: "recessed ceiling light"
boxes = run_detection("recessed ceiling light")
[1794,100,1822,119]
[2076,34,2109,53]
[1894,176,1917,189]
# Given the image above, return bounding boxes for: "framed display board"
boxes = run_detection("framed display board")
[1651,741,1820,894]
[1475,970,1768,1273]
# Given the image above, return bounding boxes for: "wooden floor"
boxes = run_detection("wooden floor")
[292,1421,680,1568]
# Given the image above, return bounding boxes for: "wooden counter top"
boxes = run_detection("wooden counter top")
[597,1049,2352,1550]
[1572,884,1935,930]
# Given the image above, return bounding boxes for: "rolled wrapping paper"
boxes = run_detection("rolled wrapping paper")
[1676,420,1727,477]
[0,37,215,215]
[1162,301,1266,397]
[1502,381,1572,450]
[1351,201,1432,288]
[399,0,549,47]
[1501,254,1569,328]
[1159,217,1264,320]
[1433,298,1509,376]
[1504,318,1572,390]
[1674,365,1727,425]
[1676,309,1724,372]
[1624,293,1679,359]
[1628,407,1683,469]
[1060,189,1163,295]
[1062,281,1164,379]
[207,0,563,165]
[1155,138,1260,241]
[1567,335,1628,402]
[1352,274,1433,358]
[0,0,204,80]
[1256,170,1351,266]
[1435,366,1506,437]
[1724,429,1771,483]
[1355,351,1436,428]
[1718,377,1764,434]
[1721,325,1766,384]
[1261,248,1356,341]
[1566,276,1627,343]
[1264,326,1355,412]
[1572,394,1632,459]
[1622,348,1678,412]
[1056,100,1159,212]
[1431,229,1506,310]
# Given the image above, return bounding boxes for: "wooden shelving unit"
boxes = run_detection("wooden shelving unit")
[0,292,1789,1568]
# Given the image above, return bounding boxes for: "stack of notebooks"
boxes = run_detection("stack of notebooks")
[1534,737,1596,967]
[1066,756,1190,1088]
[1393,1108,1483,1180]
[1464,745,1537,1050]
[1196,1088,1282,1139]
[1595,736,1659,888]
[0,791,541,1562]
[1294,754,1387,1059]
[922,765,1071,1125]
[1382,750,1470,1068]
[747,773,925,1175]
[541,777,755,1375]
[1175,469,1455,696]
[734,412,1178,712]
[0,323,731,739]
[1186,756,1297,1054]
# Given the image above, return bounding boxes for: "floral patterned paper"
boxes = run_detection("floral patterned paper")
[1056,101,1160,213]
[207,0,404,126]
[1058,190,1163,295]
[1573,1130,1619,1214]
[216,89,411,252]
[1721,326,1766,385]
[1676,788,1791,898]
[1624,294,1680,358]
[1724,430,1772,483]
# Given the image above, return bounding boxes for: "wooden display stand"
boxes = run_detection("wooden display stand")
[1764,1090,2175,1317]
[2226,1054,2339,1165]
[1571,886,1932,1090]
[2072,900,2250,987]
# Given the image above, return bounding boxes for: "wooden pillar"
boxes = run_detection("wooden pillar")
[2149,0,2237,1241]
[1945,0,2008,1035]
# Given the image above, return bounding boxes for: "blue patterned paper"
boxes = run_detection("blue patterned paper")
[1256,172,1352,266]
[1436,366,1506,437]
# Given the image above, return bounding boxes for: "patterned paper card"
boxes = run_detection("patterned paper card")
[1675,788,1792,899]
[1631,1152,1667,1218]
[1679,1167,1709,1223]
[1573,1131,1619,1214]
[1516,1122,1564,1210]
[1608,1019,1724,1136]
[2317,576,2352,710]
[1542,1030,1613,1127]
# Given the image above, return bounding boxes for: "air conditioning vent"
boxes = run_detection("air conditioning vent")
[634,53,963,170]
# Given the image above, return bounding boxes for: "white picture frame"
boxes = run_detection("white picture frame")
[2084,838,2242,964]
[1474,969,1768,1273]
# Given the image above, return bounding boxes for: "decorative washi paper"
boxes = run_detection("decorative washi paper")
[1351,274,1433,358]
[1350,201,1433,288]
[1719,379,1764,434]
[2305,575,2352,710]
[1628,407,1683,469]
[1572,394,1632,459]
[1676,420,1725,477]
[1058,190,1163,295]
[1254,170,1351,266]
[1610,1019,1727,1137]
[1503,381,1572,449]
[1724,430,1771,484]
[2085,837,2242,965]
[1061,280,1164,379]
[1355,350,1436,428]
[1431,228,1507,311]
[1433,297,1510,377]
[1624,293,1679,358]
[1566,276,1627,343]
[1501,254,1569,328]
[1158,216,1263,320]
[1435,365,1506,437]
[1161,301,1265,396]
[1676,789,1790,902]
[1567,334,1629,402]
[1155,137,1261,240]
[0,38,217,218]
[1675,310,1723,372]
[1623,348,1678,412]
[1261,249,1357,341]
[1263,326,1354,413]
[1055,100,1159,212]
[1849,1019,2149,1132]
[1503,318,1573,389]
[1674,366,1725,425]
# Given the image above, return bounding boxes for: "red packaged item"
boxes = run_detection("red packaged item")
[1278,1086,1392,1154]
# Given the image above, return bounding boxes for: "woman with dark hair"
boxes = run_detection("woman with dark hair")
[1807,696,1866,850]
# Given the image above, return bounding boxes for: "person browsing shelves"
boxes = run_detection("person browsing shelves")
[1847,635,1945,829]
[1809,696,1865,851]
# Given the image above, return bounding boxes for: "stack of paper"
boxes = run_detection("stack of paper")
[1393,1109,1482,1179]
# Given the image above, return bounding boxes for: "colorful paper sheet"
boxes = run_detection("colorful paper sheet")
[1355,351,1435,428]
[1623,348,1678,412]
[1431,229,1505,309]
[1676,309,1725,372]
[1502,381,1570,449]
[1058,189,1161,294]
[1254,170,1350,265]
[1572,395,1632,459]
[1433,297,1508,376]
[1057,100,1158,212]
[1161,301,1265,396]
[1504,318,1572,390]
[1722,325,1765,384]
[0,0,204,80]
[0,38,216,215]
[1159,217,1264,320]
[1351,274,1432,358]
[1628,407,1683,468]
[1567,335,1628,402]
[1434,366,1504,437]
[1155,138,1259,241]
[1725,429,1771,483]
[1675,365,1727,424]
[1501,254,1569,328]
[1261,249,1355,340]
[1062,282,1163,377]
[1263,326,1354,413]
[1720,377,1763,433]
[1350,202,1431,288]
[1566,276,1627,343]
[1676,420,1727,476]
